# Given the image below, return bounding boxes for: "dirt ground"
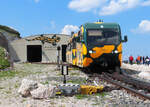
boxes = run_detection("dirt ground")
[0,63,109,107]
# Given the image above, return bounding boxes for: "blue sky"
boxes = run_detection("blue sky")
[0,0,150,59]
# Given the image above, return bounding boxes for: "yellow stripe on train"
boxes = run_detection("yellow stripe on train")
[90,45,115,59]
[83,57,93,67]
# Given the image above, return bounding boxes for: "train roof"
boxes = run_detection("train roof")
[83,22,120,29]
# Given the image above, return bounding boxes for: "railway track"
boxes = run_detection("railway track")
[95,72,150,100]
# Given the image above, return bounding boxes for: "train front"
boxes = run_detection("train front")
[82,22,125,71]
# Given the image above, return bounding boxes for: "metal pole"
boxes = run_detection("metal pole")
[57,46,61,70]
[63,75,66,84]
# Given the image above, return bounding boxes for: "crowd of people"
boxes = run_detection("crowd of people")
[129,55,150,65]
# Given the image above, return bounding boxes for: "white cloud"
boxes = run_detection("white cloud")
[131,20,150,34]
[68,0,150,16]
[99,0,140,16]
[61,25,79,35]
[68,0,105,12]
[142,0,150,6]
[34,0,40,3]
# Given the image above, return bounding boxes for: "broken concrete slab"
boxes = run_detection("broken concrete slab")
[18,79,38,97]
[30,84,56,99]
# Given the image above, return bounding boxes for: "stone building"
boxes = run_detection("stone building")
[0,25,20,66]
[0,25,70,63]
[10,34,70,62]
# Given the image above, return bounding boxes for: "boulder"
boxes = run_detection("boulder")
[30,84,56,99]
[18,79,38,97]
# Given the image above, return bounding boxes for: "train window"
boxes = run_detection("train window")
[87,29,120,47]
[103,30,118,38]
[88,30,102,36]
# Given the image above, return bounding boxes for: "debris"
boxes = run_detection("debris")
[80,85,104,95]
[56,84,104,96]
[30,84,56,99]
[18,79,104,99]
[18,79,38,97]
[56,84,80,96]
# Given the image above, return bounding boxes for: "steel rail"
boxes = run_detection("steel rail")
[108,72,150,92]
[99,73,150,100]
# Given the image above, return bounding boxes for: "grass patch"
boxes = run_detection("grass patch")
[75,94,89,99]
[0,70,20,78]
[5,90,11,94]
[0,70,31,79]
[0,47,10,70]
[41,80,49,85]
[94,92,108,97]
[67,78,86,84]
[0,87,4,89]
[70,72,80,76]
[14,83,19,89]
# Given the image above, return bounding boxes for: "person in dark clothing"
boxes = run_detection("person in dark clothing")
[140,56,142,64]
[129,56,134,65]
[143,56,145,64]
[145,56,149,65]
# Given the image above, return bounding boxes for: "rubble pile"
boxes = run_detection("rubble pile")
[18,79,56,99]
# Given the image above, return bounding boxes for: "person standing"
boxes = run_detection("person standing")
[129,55,134,65]
[143,56,145,64]
[145,56,149,66]
[137,56,141,64]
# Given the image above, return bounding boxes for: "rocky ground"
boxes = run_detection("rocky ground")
[0,63,150,107]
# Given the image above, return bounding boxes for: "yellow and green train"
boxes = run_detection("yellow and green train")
[66,21,127,72]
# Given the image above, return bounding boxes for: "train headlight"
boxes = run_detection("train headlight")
[89,50,96,53]
[89,50,92,53]
[112,50,118,54]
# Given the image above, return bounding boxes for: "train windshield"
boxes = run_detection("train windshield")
[87,29,120,47]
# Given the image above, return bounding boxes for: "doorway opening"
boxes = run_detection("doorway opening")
[27,45,42,62]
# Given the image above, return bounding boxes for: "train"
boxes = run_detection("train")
[66,20,127,73]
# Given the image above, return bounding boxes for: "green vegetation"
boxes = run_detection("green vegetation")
[0,70,20,78]
[0,87,4,89]
[75,94,89,99]
[0,47,10,70]
[94,92,108,97]
[75,92,108,100]
[67,78,86,84]
[41,80,49,85]
[70,72,80,76]
[14,83,19,89]
[5,90,11,94]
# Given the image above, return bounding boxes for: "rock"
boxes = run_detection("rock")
[30,84,56,99]
[138,71,150,80]
[18,79,38,97]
